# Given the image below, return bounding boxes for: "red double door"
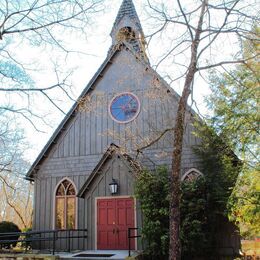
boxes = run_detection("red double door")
[97,197,135,250]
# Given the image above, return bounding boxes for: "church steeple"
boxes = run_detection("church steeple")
[110,0,148,62]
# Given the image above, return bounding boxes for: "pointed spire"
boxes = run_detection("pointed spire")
[112,0,143,34]
[110,0,148,63]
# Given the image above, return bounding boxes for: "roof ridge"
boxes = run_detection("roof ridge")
[25,44,188,180]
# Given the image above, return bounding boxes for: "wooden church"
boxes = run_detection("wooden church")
[26,0,238,254]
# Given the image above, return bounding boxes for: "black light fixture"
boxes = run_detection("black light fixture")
[109,178,118,194]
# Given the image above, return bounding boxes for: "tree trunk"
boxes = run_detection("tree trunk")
[169,1,207,259]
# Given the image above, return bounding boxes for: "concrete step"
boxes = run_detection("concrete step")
[58,250,129,260]
[60,256,125,260]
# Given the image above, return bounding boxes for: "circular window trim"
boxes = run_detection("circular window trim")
[109,92,141,124]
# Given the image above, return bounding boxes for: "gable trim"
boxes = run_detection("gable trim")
[77,151,114,197]
[26,42,196,180]
[77,144,140,198]
[25,48,121,180]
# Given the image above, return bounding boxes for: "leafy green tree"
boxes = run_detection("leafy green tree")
[144,2,258,258]
[135,128,241,259]
[207,28,260,238]
[192,124,241,256]
[135,167,170,260]
[229,168,260,238]
[180,177,207,258]
[208,35,259,164]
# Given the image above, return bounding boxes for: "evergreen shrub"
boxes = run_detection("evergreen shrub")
[0,221,21,249]
[135,125,240,259]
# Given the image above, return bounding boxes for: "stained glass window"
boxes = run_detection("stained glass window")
[109,92,140,123]
[55,179,76,229]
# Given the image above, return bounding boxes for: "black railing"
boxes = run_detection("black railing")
[128,227,141,257]
[0,228,87,255]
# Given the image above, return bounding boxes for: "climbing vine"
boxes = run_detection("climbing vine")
[135,124,241,259]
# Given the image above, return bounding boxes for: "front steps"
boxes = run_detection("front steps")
[59,250,130,260]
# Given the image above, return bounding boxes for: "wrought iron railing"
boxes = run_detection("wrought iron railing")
[128,227,141,257]
[0,228,87,255]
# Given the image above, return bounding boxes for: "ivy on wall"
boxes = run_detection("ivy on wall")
[135,166,170,260]
[135,124,241,259]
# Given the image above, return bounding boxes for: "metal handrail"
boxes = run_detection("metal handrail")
[128,227,141,257]
[0,228,88,255]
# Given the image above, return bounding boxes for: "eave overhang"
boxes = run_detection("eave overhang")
[25,43,188,181]
[77,143,141,198]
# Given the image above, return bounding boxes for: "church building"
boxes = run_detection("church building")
[26,0,211,252]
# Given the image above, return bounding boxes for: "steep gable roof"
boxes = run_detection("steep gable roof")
[77,143,141,198]
[111,0,143,35]
[25,43,184,180]
[25,48,119,180]
[109,0,148,63]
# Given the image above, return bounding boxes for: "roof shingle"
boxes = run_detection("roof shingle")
[112,0,143,33]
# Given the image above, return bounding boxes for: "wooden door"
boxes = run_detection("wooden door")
[97,197,135,250]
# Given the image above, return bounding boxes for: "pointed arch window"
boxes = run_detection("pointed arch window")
[55,179,76,229]
[181,168,204,182]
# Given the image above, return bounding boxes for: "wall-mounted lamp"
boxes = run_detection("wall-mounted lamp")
[109,178,119,195]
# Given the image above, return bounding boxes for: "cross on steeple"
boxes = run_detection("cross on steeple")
[110,0,148,62]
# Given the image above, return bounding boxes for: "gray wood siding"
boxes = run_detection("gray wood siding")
[83,153,138,250]
[33,49,202,250]
[33,175,89,250]
[48,50,181,161]
[37,50,201,180]
[33,153,142,250]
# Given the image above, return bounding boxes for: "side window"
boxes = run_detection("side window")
[182,168,203,182]
[55,179,76,229]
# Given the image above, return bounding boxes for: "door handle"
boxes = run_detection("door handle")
[113,228,115,234]
[116,228,119,234]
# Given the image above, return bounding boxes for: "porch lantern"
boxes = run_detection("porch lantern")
[109,178,119,194]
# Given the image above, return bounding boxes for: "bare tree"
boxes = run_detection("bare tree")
[0,0,103,130]
[0,0,103,226]
[0,173,33,229]
[143,0,260,259]
[0,113,32,229]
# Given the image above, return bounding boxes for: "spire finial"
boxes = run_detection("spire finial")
[112,0,143,33]
[110,0,148,62]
